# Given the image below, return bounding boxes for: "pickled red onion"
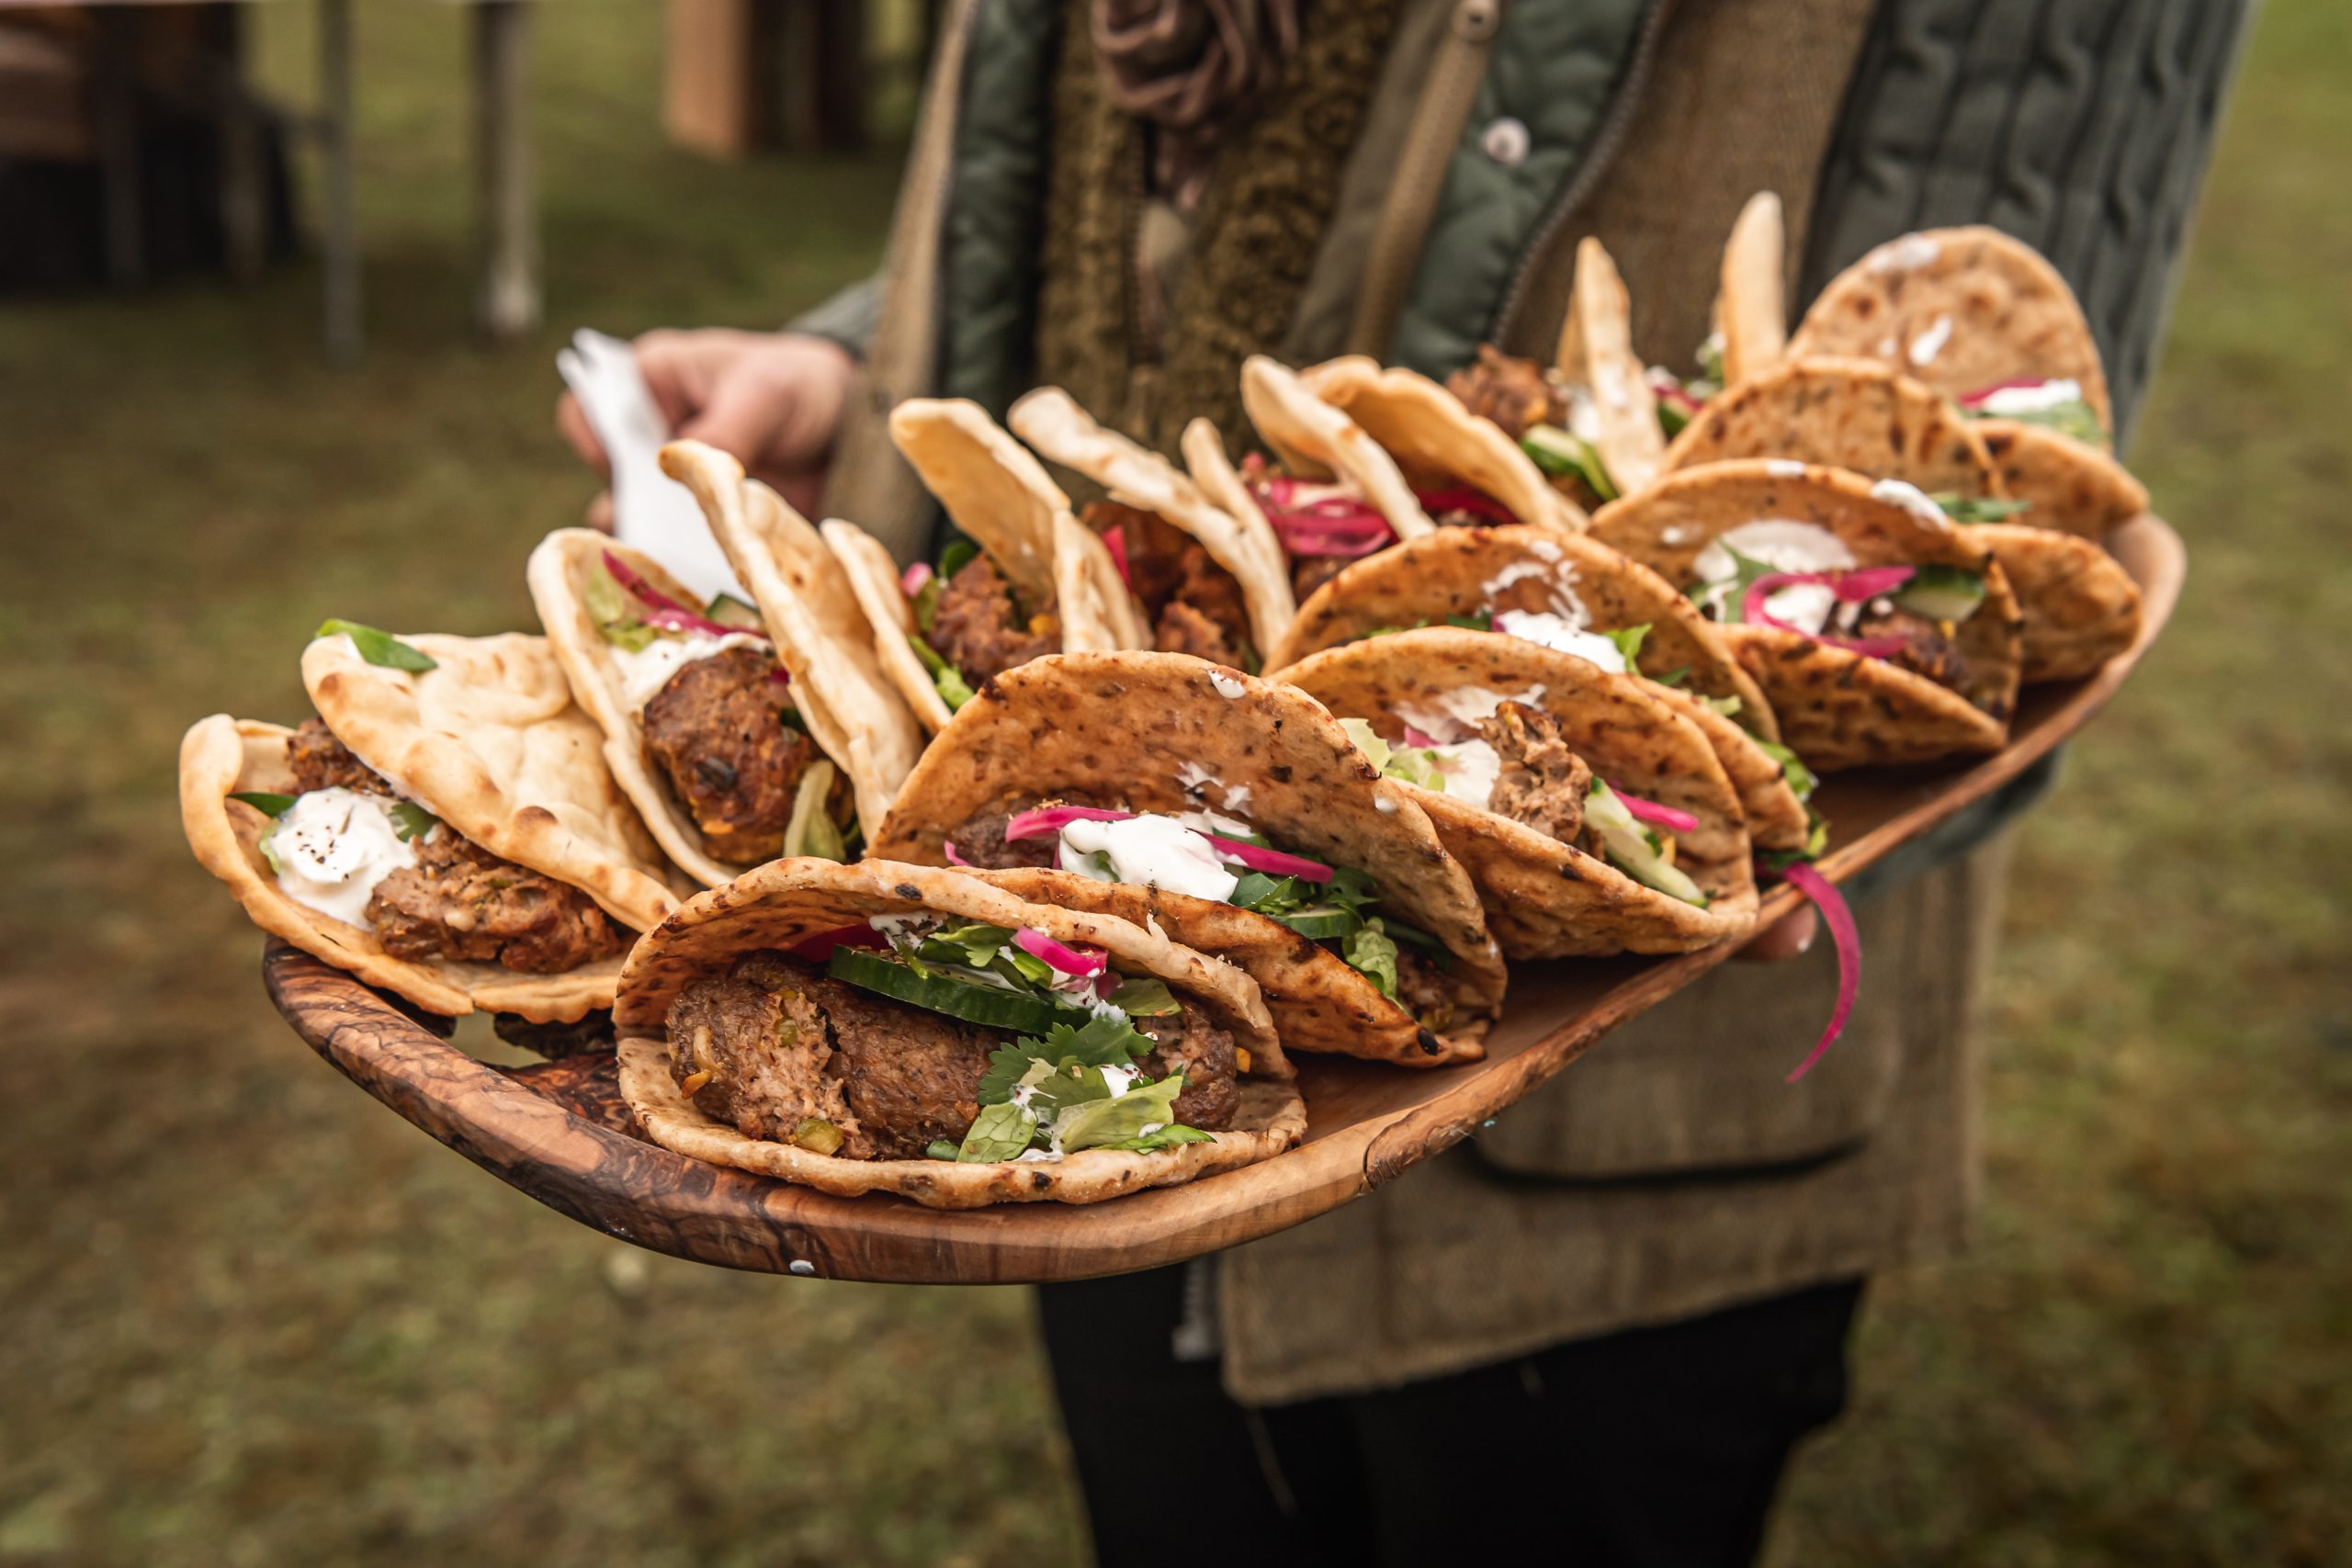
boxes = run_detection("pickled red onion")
[1002,804,1336,884]
[792,925,884,961]
[1415,487,1517,525]
[901,560,933,597]
[605,551,771,640]
[1015,927,1106,977]
[1003,805,1134,841]
[1614,790,1699,833]
[1959,377,2051,408]
[1778,863,1859,1083]
[1102,526,1131,588]
[942,840,969,865]
[1741,567,1917,659]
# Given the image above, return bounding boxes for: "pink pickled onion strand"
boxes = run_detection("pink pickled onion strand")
[601,549,686,615]
[1415,487,1517,525]
[942,840,969,865]
[1001,804,1335,884]
[1014,926,1107,978]
[1401,725,1438,748]
[1959,377,2051,408]
[644,604,768,640]
[767,666,791,686]
[900,560,933,598]
[1274,525,1392,560]
[1002,805,1135,841]
[1198,832,1334,884]
[1102,525,1131,589]
[1613,789,1699,834]
[792,925,885,961]
[1778,863,1860,1083]
[1741,570,1917,659]
[1829,565,1917,602]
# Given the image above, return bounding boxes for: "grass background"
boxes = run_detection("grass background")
[0,2,2345,1563]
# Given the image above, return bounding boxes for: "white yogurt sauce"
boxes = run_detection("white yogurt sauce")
[1095,1064,1141,1100]
[1908,313,1955,367]
[1564,384,1604,445]
[1208,671,1250,699]
[1765,459,1807,479]
[1395,683,1547,744]
[1420,739,1504,811]
[1059,815,1238,902]
[612,630,767,709]
[1973,378,2083,415]
[1870,234,1942,273]
[1868,478,1952,527]
[1692,521,1857,626]
[269,787,417,927]
[1491,609,1628,672]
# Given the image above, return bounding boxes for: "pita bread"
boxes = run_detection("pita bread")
[1975,419,2150,540]
[1590,462,2024,770]
[302,630,684,932]
[1266,523,1778,739]
[1240,355,1434,538]
[1641,682,1811,854]
[1300,356,1586,532]
[1716,191,1788,388]
[1281,629,1759,958]
[612,857,1303,1208]
[1661,356,2005,499]
[181,716,631,1021]
[971,867,1483,1066]
[872,651,1507,1029]
[654,445,931,843]
[1182,416,1303,647]
[1788,225,2113,431]
[1555,237,1666,496]
[820,517,958,733]
[1966,522,2143,683]
[1010,389,1296,660]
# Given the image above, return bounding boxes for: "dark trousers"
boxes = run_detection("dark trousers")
[1036,1268,1862,1568]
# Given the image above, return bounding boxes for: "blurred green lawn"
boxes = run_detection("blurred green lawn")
[1,3,2345,1564]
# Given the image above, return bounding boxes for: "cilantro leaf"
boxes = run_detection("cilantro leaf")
[387,801,440,842]
[975,1016,1155,1105]
[316,620,436,671]
[1229,872,1306,918]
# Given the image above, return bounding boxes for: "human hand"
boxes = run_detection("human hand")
[556,328,855,525]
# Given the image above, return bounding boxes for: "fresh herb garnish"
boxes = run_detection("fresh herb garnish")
[582,569,658,652]
[1688,544,1780,624]
[388,801,440,842]
[1927,492,2032,524]
[1604,624,1652,664]
[907,635,976,710]
[1701,694,1744,717]
[954,1102,1039,1162]
[1344,920,1401,999]
[229,792,297,818]
[1755,739,1817,802]
[316,620,437,671]
[1102,976,1180,1016]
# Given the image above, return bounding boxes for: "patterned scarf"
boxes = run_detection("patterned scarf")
[1091,0,1304,211]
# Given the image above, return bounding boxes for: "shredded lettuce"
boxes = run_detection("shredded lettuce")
[782,761,845,861]
[1343,920,1401,998]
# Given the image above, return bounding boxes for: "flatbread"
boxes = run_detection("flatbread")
[612,857,1303,1208]
[656,444,931,840]
[1182,416,1303,649]
[1590,461,2024,770]
[1787,225,2112,431]
[1266,523,1778,739]
[180,716,630,1022]
[1975,419,2149,540]
[971,867,1484,1067]
[1716,191,1787,388]
[872,651,1508,1030]
[1301,356,1586,532]
[1641,682,1811,854]
[1661,356,2005,498]
[1240,355,1434,538]
[820,517,957,732]
[1281,629,1758,958]
[302,630,684,932]
[1966,522,2143,683]
[883,399,1143,653]
[1555,237,1666,497]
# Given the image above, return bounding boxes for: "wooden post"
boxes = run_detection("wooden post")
[91,7,143,288]
[472,0,540,341]
[216,6,268,283]
[319,0,362,362]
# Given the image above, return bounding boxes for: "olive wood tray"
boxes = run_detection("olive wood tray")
[264,515,2183,1284]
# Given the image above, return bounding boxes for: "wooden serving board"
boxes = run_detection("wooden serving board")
[265,517,2184,1284]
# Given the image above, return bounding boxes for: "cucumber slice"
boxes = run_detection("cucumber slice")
[1584,783,1710,907]
[1520,425,1618,502]
[1892,564,1986,623]
[1278,905,1359,942]
[826,947,1082,1034]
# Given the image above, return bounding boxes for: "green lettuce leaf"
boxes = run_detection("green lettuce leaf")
[1056,1072,1189,1154]
[1605,623,1652,663]
[1343,919,1400,998]
[387,801,440,842]
[315,620,436,671]
[1755,740,1817,803]
[955,1102,1038,1162]
[1102,976,1180,1016]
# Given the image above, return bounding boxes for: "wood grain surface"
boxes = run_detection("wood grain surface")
[265,517,2184,1284]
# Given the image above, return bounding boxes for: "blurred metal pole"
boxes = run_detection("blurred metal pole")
[472,0,540,341]
[319,0,362,362]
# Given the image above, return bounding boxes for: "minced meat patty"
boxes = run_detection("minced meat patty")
[1082,502,1250,664]
[929,553,1060,684]
[1136,1010,1240,1131]
[639,645,840,863]
[1476,701,1591,842]
[1394,950,1454,1032]
[288,717,390,795]
[368,829,626,973]
[1446,344,1565,443]
[1849,604,1974,693]
[667,949,1237,1159]
[944,794,1116,871]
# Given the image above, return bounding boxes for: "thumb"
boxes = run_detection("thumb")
[675,371,794,474]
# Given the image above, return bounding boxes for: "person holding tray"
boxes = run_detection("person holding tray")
[558,2,2246,1561]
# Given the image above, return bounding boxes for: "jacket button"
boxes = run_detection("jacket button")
[1481,117,1531,168]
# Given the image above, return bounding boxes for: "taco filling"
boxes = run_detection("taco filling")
[943,795,1458,1030]
[253,719,627,972]
[664,919,1237,1165]
[1338,699,1708,908]
[899,539,1062,705]
[1081,502,1255,669]
[1686,516,1990,698]
[586,551,851,863]
[1959,378,2109,448]
[1446,344,1623,510]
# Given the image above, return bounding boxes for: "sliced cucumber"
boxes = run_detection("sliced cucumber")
[1521,425,1618,502]
[1278,905,1359,942]
[1892,565,1986,623]
[1584,782,1710,907]
[784,761,845,861]
[826,947,1086,1034]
